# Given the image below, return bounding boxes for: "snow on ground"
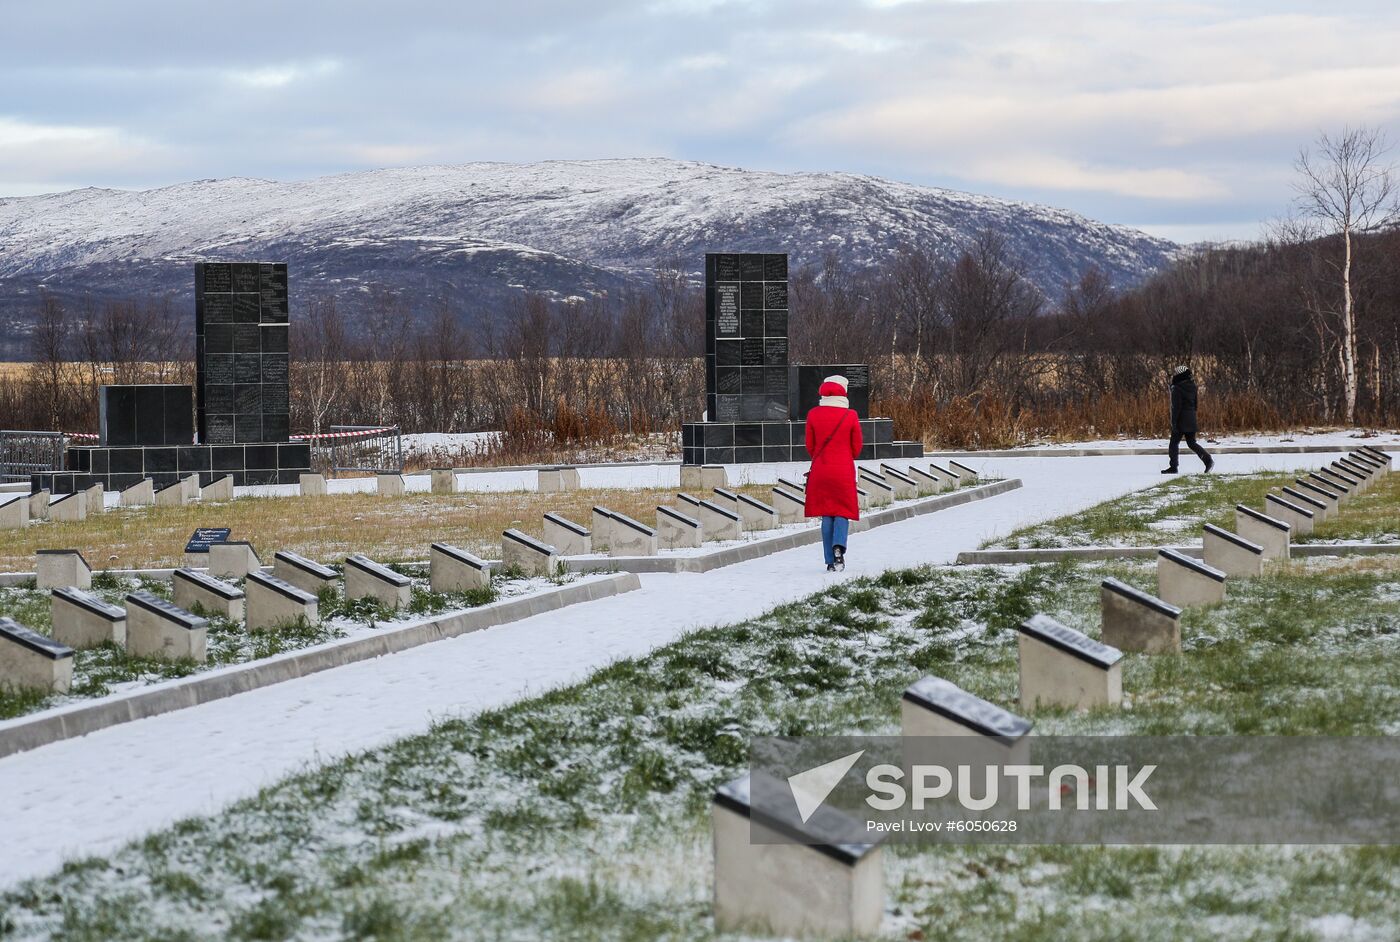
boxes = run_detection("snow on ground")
[0,450,1361,888]
[985,428,1400,452]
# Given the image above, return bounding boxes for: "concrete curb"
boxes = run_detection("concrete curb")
[568,478,1023,574]
[0,572,641,759]
[927,444,1389,459]
[956,542,1400,565]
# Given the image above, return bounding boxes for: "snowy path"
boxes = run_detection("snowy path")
[0,452,1345,888]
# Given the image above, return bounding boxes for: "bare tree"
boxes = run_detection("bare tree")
[1293,126,1400,423]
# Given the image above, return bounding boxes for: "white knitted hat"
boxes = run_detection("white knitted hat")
[823,374,849,391]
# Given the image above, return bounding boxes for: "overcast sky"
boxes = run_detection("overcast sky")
[3,0,1399,243]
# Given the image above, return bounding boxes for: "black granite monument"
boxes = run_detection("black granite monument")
[34,262,311,494]
[682,252,920,465]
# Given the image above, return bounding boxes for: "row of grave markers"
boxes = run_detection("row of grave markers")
[709,445,1391,939]
[494,460,980,569]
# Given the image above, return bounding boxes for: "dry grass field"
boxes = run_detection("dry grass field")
[0,483,774,572]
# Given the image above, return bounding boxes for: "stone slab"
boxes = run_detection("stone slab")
[0,616,74,693]
[172,568,245,620]
[345,554,412,609]
[208,541,260,579]
[125,591,207,662]
[201,475,235,502]
[272,550,338,596]
[1156,549,1226,608]
[1016,613,1122,711]
[1100,577,1182,653]
[51,587,126,649]
[376,473,406,497]
[1202,524,1264,577]
[35,549,91,590]
[657,506,703,549]
[245,570,318,631]
[1235,506,1290,560]
[429,543,491,593]
[299,473,327,496]
[48,491,86,522]
[502,529,559,577]
[543,512,591,556]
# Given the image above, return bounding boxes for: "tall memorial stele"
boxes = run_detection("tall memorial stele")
[681,251,921,465]
[33,262,312,494]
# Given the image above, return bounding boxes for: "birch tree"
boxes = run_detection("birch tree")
[1294,126,1399,423]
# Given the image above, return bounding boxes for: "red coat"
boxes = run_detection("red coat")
[803,405,862,520]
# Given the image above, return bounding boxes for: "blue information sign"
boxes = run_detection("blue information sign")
[185,527,232,554]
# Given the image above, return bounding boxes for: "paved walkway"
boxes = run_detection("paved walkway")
[0,451,1341,887]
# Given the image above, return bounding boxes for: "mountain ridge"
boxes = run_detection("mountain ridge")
[0,158,1179,355]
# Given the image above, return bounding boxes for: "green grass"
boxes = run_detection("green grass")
[4,557,1397,940]
[989,469,1400,549]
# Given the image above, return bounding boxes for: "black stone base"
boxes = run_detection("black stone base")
[682,418,923,465]
[32,442,312,493]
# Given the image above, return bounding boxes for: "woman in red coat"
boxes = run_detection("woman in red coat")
[804,375,862,571]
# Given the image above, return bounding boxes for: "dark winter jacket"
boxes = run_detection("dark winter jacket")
[1170,371,1199,435]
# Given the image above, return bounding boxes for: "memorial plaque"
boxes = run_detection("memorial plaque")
[763,282,788,310]
[197,261,291,445]
[715,396,741,421]
[202,264,232,293]
[717,368,741,393]
[261,355,289,384]
[764,310,787,338]
[742,282,765,309]
[788,364,872,418]
[204,295,234,323]
[741,255,765,280]
[741,309,764,337]
[716,340,742,366]
[741,368,765,394]
[261,384,288,414]
[233,294,261,323]
[765,338,788,364]
[233,324,261,353]
[262,414,289,440]
[715,284,740,336]
[234,354,261,384]
[742,338,766,366]
[715,254,741,281]
[231,264,259,293]
[205,384,234,413]
[261,326,288,353]
[763,253,787,281]
[207,414,235,444]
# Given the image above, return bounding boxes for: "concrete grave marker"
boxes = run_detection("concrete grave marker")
[125,590,207,662]
[1360,445,1392,469]
[901,675,1032,765]
[1318,467,1361,495]
[50,587,126,649]
[1202,524,1263,577]
[181,473,201,502]
[345,553,412,608]
[0,616,74,693]
[209,541,260,579]
[771,486,806,524]
[1348,451,1385,476]
[695,499,742,542]
[858,470,894,506]
[429,543,490,593]
[776,476,807,496]
[1235,505,1290,560]
[537,466,581,493]
[201,475,234,502]
[376,473,406,497]
[1329,462,1368,491]
[298,473,327,496]
[120,478,154,507]
[502,528,559,576]
[927,464,958,488]
[84,483,105,515]
[591,506,617,553]
[1016,613,1123,711]
[543,512,591,556]
[272,550,338,596]
[608,512,658,557]
[1101,577,1182,654]
[657,506,703,549]
[183,526,231,570]
[172,568,245,620]
[880,465,919,499]
[154,480,187,507]
[245,570,318,631]
[36,549,91,590]
[1264,493,1315,536]
[431,468,456,494]
[1157,549,1226,608]
[856,486,871,511]
[1282,486,1330,522]
[681,464,727,491]
[907,466,941,496]
[29,489,50,520]
[47,491,86,523]
[1337,458,1375,488]
[735,493,777,531]
[0,494,28,530]
[948,460,978,483]
[1306,472,1350,503]
[712,772,883,939]
[712,487,741,513]
[1295,479,1342,514]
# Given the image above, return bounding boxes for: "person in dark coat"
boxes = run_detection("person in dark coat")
[1164,365,1214,474]
[803,375,862,571]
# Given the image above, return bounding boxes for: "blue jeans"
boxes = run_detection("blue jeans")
[821,516,850,566]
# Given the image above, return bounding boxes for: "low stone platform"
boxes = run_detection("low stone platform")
[33,441,312,493]
[682,417,921,465]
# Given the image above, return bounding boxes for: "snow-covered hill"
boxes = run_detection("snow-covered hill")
[0,158,1177,352]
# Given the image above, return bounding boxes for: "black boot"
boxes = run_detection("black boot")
[1203,456,1214,473]
[1161,467,1179,474]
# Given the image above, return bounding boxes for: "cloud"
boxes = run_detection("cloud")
[969,155,1228,200]
[224,59,342,90]
[0,117,171,189]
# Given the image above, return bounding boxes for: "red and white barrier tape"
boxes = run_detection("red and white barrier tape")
[63,432,99,439]
[291,426,396,442]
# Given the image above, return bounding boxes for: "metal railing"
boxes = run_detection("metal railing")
[0,430,70,482]
[294,425,404,475]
